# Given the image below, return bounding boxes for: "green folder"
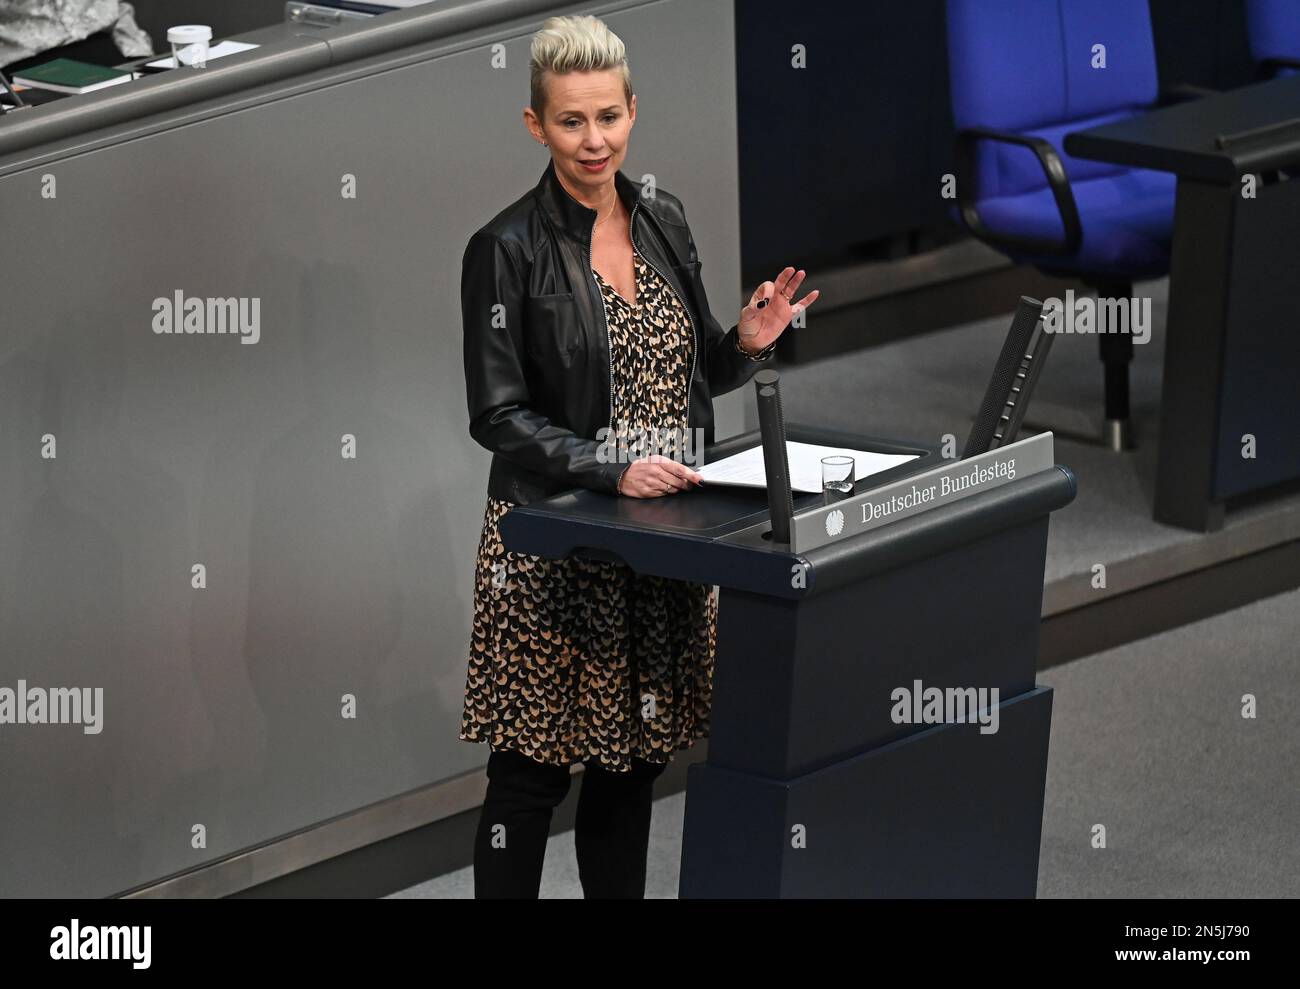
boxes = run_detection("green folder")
[11,58,132,94]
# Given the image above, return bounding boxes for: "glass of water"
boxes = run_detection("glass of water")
[822,455,855,504]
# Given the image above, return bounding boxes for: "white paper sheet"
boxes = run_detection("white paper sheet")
[146,40,259,69]
[696,441,920,493]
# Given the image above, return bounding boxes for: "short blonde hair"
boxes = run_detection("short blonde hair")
[529,14,633,121]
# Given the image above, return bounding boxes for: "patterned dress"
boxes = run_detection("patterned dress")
[459,249,718,773]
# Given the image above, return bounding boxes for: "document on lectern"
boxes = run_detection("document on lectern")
[696,441,920,493]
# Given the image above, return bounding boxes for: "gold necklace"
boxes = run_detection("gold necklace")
[592,194,619,229]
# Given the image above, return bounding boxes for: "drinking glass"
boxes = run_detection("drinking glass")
[822,455,855,505]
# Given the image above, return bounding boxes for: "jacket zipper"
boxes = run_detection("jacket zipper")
[627,200,697,433]
[586,215,615,439]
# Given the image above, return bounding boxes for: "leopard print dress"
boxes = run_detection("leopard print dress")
[459,249,718,773]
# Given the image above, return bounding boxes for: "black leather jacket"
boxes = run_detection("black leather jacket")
[461,158,776,505]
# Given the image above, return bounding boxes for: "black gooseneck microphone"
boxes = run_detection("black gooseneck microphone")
[962,295,1054,458]
[754,369,794,544]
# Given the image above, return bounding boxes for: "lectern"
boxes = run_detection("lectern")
[500,421,1075,897]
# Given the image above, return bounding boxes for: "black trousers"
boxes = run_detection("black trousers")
[473,747,668,898]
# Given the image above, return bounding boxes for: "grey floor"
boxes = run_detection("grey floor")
[392,585,1300,899]
[391,274,1300,898]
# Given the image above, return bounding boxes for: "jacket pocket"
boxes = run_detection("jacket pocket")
[669,260,704,339]
[671,259,702,283]
[670,260,703,302]
[524,292,580,364]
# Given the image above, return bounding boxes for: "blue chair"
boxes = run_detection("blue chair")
[945,0,1176,450]
[1246,0,1300,78]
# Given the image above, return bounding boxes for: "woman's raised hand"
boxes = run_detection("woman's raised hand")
[736,267,820,354]
[618,454,704,498]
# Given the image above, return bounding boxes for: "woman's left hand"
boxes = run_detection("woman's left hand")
[736,267,820,355]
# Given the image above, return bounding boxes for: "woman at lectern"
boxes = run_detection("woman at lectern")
[458,13,819,899]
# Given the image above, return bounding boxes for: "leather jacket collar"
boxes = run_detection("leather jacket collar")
[533,157,642,246]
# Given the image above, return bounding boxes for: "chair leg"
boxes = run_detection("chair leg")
[1096,281,1134,451]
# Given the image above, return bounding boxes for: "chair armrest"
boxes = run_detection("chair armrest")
[1260,56,1300,80]
[955,126,1082,257]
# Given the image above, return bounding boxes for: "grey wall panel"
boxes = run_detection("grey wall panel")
[0,0,741,897]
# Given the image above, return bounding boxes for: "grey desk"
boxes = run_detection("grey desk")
[1066,76,1300,531]
[110,20,339,72]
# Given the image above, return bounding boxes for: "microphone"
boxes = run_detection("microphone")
[754,369,794,544]
[962,296,1054,458]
